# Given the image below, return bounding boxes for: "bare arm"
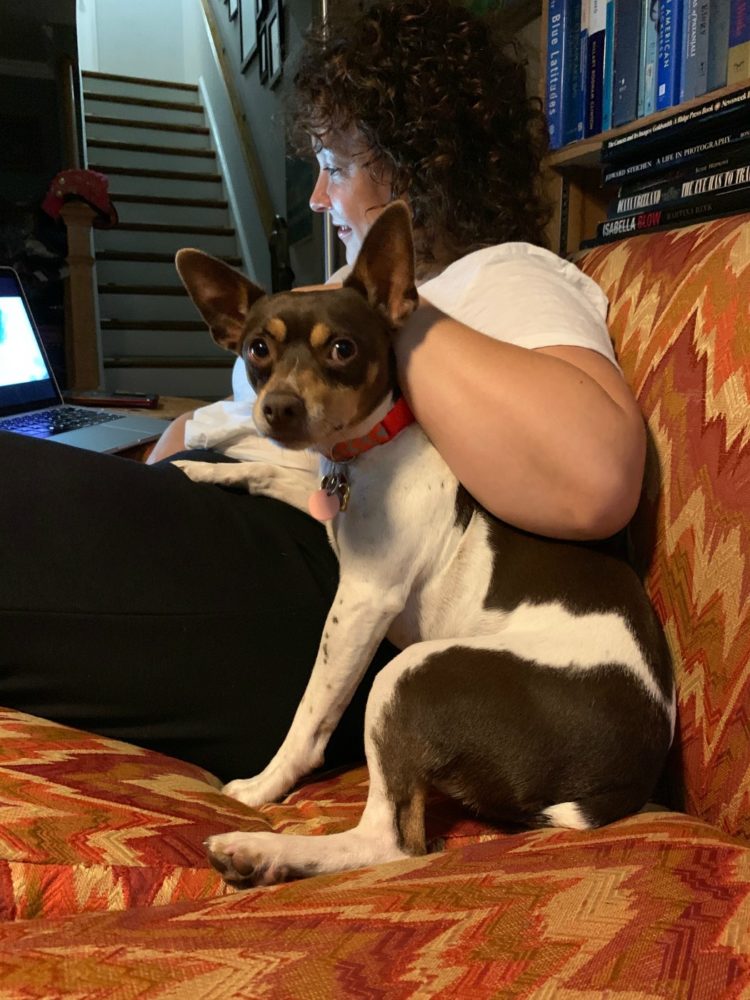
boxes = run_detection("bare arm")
[145,410,194,464]
[395,303,646,541]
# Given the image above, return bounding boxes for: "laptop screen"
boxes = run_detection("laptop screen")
[0,269,60,417]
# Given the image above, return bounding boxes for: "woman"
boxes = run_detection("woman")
[0,0,644,781]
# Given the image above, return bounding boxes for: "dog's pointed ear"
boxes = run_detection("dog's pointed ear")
[343,201,418,326]
[175,249,266,354]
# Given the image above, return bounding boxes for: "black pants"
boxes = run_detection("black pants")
[0,431,394,782]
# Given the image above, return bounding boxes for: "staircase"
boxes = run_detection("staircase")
[82,70,243,400]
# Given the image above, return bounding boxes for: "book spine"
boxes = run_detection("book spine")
[602,0,616,130]
[638,0,660,118]
[595,183,750,242]
[579,0,590,138]
[564,0,585,143]
[695,0,710,96]
[707,0,730,90]
[681,0,700,101]
[613,0,644,127]
[601,83,750,161]
[601,123,750,182]
[546,0,565,149]
[585,0,607,135]
[657,0,684,110]
[617,140,750,194]
[611,155,750,214]
[728,0,750,84]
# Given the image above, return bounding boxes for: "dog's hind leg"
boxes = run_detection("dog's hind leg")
[205,644,446,886]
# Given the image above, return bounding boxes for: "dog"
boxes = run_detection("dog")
[174,201,675,888]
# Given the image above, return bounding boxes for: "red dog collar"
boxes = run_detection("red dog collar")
[324,396,416,463]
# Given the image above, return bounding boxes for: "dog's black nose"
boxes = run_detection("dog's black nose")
[262,392,306,429]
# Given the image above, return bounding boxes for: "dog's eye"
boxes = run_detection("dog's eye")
[329,339,357,364]
[247,338,270,363]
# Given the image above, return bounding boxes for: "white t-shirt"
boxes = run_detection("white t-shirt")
[184,241,615,463]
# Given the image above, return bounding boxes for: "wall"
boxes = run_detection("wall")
[76,0,323,285]
[203,0,324,284]
[76,0,195,83]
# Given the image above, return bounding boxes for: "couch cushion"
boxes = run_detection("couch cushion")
[0,810,747,998]
[578,214,750,842]
[0,710,496,920]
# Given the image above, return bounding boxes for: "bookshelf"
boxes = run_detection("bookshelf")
[538,0,750,257]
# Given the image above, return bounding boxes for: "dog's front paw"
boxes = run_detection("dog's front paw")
[222,772,291,808]
[205,831,286,887]
[171,460,223,483]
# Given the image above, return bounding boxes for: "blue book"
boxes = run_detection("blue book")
[728,0,750,84]
[579,0,590,135]
[563,0,585,143]
[657,0,684,109]
[585,0,608,135]
[602,0,615,130]
[638,0,660,117]
[707,0,730,90]
[681,0,710,101]
[613,0,644,127]
[546,0,584,148]
[546,0,565,148]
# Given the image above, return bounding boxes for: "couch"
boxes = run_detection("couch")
[0,212,748,999]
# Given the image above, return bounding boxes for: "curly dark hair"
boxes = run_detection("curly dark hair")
[287,0,551,275]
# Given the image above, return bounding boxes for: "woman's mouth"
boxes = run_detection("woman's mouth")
[336,225,353,242]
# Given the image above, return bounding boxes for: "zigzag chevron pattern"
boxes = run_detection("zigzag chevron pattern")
[580,214,750,841]
[0,215,748,996]
[0,811,747,997]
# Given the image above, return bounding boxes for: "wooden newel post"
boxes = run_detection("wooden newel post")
[59,200,102,390]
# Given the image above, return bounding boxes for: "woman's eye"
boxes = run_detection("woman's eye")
[248,338,270,362]
[330,339,357,363]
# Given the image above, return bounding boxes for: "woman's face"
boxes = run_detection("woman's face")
[310,134,393,265]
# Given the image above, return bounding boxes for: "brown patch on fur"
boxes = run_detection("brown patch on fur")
[265,317,287,342]
[396,785,428,855]
[309,322,331,349]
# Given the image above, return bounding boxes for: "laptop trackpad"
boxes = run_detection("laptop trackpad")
[54,425,161,453]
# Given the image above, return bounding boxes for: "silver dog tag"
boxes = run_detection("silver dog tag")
[322,470,350,512]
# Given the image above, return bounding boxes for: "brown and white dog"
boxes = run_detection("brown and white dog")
[175,202,675,888]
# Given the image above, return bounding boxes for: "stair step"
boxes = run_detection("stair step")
[84,92,203,115]
[111,195,229,227]
[101,319,206,331]
[89,164,220,183]
[86,115,209,136]
[95,250,241,265]
[109,222,234,236]
[83,70,199,92]
[88,139,216,160]
[99,288,199,322]
[102,367,230,401]
[111,194,228,210]
[98,283,189,296]
[104,356,232,368]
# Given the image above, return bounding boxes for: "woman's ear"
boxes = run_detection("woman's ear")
[344,201,419,326]
[175,249,266,354]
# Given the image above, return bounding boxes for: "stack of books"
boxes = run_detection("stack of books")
[546,0,750,150]
[582,84,750,245]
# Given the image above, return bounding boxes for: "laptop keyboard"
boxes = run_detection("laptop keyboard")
[0,406,122,439]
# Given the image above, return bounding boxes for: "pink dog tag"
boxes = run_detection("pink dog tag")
[308,488,341,521]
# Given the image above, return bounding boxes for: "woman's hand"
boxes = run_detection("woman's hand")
[395,303,646,541]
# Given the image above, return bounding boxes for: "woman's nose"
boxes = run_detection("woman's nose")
[309,172,330,213]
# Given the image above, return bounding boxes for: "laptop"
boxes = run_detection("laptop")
[0,266,171,453]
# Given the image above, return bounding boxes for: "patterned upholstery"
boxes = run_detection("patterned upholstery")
[579,214,750,842]
[0,214,748,995]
